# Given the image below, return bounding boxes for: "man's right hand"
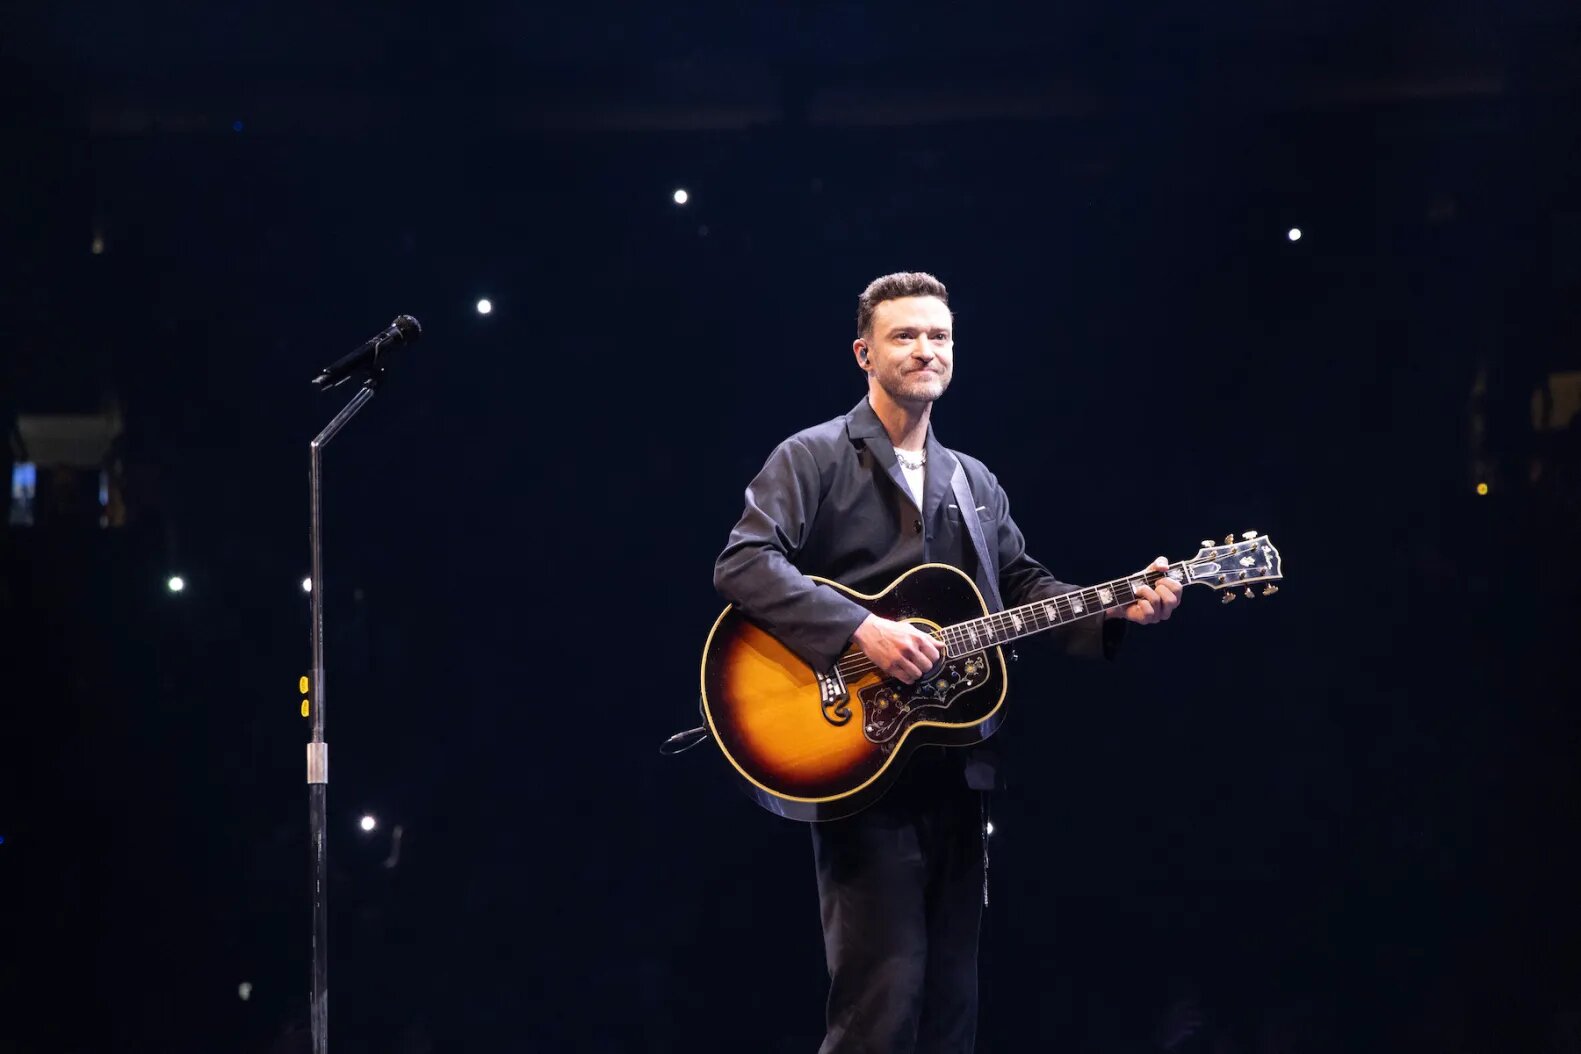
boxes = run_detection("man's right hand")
[851,614,944,684]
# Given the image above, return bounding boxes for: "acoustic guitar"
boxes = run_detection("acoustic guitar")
[700,533,1283,820]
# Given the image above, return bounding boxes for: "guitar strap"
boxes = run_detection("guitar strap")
[950,459,1003,612]
[660,723,711,755]
[951,458,1002,894]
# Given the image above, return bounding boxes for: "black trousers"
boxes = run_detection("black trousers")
[811,752,986,1054]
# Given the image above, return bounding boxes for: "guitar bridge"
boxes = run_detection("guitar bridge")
[817,667,852,726]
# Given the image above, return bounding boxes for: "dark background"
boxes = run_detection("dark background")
[4,2,1580,1051]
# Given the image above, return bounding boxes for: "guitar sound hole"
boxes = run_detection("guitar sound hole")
[904,622,948,684]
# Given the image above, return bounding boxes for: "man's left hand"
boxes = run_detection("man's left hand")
[1110,556,1183,625]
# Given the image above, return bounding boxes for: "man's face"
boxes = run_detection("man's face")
[860,296,954,406]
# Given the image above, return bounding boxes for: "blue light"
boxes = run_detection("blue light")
[232,120,245,133]
[9,463,35,526]
[0,835,7,846]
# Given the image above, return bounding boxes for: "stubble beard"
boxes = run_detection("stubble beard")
[880,370,949,408]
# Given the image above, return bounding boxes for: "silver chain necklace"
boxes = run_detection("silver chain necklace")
[895,448,927,471]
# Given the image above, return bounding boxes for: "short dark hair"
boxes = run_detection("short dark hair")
[856,272,949,339]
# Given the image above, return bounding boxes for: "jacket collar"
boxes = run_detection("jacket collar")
[844,395,959,518]
[844,395,890,440]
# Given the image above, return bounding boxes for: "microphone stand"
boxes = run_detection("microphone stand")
[306,369,381,1054]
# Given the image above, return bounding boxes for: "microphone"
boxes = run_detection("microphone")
[311,315,422,391]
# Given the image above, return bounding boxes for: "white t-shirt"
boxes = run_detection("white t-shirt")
[896,455,926,508]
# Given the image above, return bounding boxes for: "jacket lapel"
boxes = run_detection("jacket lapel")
[845,397,917,512]
[845,396,955,519]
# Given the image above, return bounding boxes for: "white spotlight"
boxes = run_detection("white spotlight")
[672,189,689,205]
[985,820,995,836]
[360,815,377,832]
[476,298,493,315]
[301,577,313,593]
[167,576,185,593]
[1287,228,1302,242]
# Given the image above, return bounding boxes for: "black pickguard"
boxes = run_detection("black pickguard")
[857,649,993,744]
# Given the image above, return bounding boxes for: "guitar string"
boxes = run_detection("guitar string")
[833,549,1279,678]
[832,565,1186,680]
[831,553,1275,680]
[833,564,1186,677]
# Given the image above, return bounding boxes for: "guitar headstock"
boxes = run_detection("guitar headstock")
[1182,532,1283,602]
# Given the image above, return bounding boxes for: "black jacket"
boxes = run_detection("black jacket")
[714,395,1122,673]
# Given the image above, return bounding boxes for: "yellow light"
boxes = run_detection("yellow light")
[1475,482,1488,496]
[301,699,310,717]
[299,675,309,693]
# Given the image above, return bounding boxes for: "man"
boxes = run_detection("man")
[713,272,1182,1053]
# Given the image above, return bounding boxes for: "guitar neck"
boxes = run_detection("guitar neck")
[938,532,1284,653]
[938,564,1183,655]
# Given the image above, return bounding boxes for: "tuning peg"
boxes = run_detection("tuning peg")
[1241,530,1258,539]
[1225,534,1234,545]
[1200,539,1215,549]
[1243,587,1254,598]
[1221,592,1236,603]
[1261,585,1279,597]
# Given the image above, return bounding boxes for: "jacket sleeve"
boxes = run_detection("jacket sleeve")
[713,438,873,671]
[984,470,1125,661]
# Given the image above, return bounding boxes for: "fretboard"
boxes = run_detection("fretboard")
[938,564,1181,655]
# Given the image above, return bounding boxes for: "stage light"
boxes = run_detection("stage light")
[167,576,185,593]
[476,298,493,315]
[302,577,313,593]
[1476,482,1489,496]
[985,821,995,836]
[91,234,105,255]
[673,189,689,205]
[233,120,244,133]
[1287,228,1302,242]
[360,815,377,832]
[238,982,253,1001]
